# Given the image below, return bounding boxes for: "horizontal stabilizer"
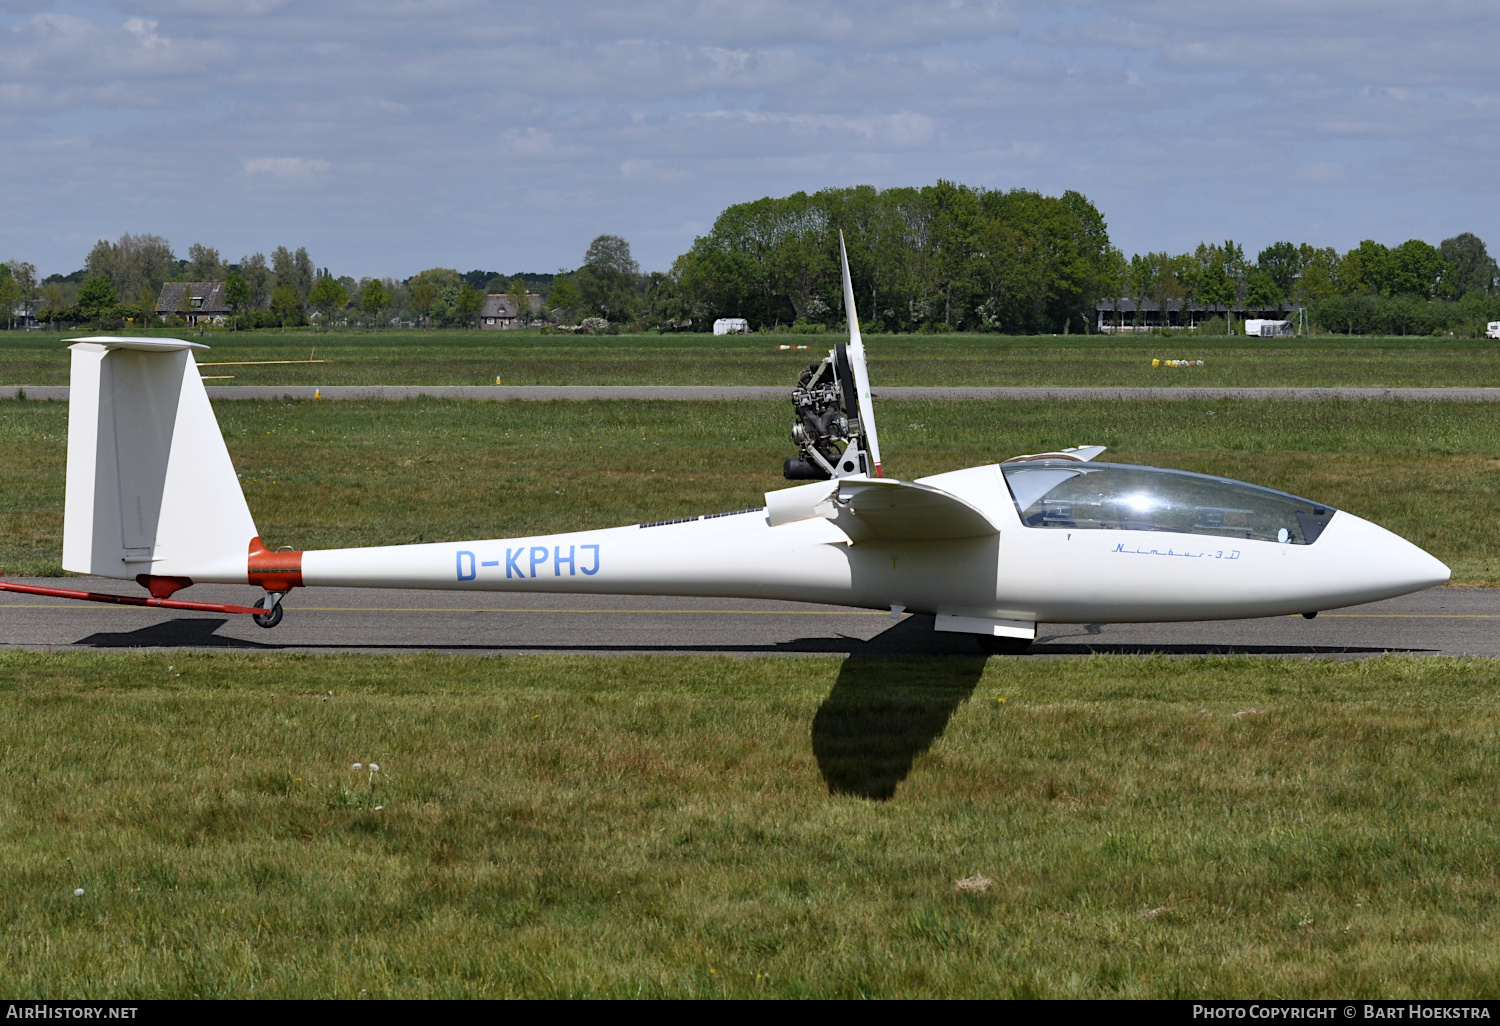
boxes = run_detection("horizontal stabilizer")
[765,477,997,542]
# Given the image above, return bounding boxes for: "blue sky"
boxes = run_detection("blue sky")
[2,0,1497,278]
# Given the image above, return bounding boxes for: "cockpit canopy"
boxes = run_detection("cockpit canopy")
[1001,461,1335,545]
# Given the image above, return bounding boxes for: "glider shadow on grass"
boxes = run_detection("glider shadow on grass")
[811,616,986,801]
[804,617,1424,802]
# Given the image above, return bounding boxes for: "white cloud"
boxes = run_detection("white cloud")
[121,17,164,46]
[689,109,936,146]
[618,158,688,183]
[243,157,331,179]
[0,11,223,112]
[504,128,589,160]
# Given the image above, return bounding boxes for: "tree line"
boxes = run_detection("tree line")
[1117,235,1500,336]
[663,182,1114,334]
[15,234,562,332]
[7,185,1500,336]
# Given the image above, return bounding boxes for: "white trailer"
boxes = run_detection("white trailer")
[713,318,750,335]
[1485,321,1500,340]
[1244,319,1294,338]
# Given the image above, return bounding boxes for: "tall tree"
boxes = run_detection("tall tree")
[1338,240,1389,294]
[307,273,348,331]
[268,282,302,331]
[1244,271,1283,311]
[78,276,117,329]
[1147,253,1186,329]
[1440,233,1499,296]
[457,282,483,328]
[238,253,272,307]
[406,268,460,328]
[360,278,389,327]
[1295,245,1341,302]
[0,265,19,330]
[224,272,250,330]
[1256,242,1303,296]
[85,233,174,299]
[545,272,583,323]
[6,261,36,325]
[1127,253,1157,328]
[576,235,642,322]
[186,243,226,281]
[1093,247,1128,331]
[1382,239,1447,298]
[295,250,317,296]
[135,283,157,329]
[1192,244,1236,324]
[271,246,316,300]
[39,283,67,329]
[505,276,530,326]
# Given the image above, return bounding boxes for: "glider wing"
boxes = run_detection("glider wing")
[766,477,998,542]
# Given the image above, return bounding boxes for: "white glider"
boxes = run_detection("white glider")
[2,235,1450,653]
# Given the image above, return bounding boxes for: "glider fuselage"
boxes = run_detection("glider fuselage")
[291,463,1448,626]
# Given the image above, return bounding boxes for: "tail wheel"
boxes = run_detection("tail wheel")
[977,634,1031,655]
[252,596,284,629]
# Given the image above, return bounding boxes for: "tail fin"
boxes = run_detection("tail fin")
[62,337,258,584]
[838,231,882,476]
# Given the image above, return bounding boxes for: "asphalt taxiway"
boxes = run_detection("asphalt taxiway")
[0,578,1494,657]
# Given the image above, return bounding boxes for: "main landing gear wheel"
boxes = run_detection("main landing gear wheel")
[976,634,1031,655]
[252,596,284,629]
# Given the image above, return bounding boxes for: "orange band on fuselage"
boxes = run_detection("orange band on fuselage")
[248,536,304,592]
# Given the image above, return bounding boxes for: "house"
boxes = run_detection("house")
[157,282,230,326]
[481,293,543,329]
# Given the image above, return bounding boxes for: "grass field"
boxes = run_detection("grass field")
[5,651,1500,998]
[1,396,1496,583]
[3,347,1498,999]
[5,329,1500,387]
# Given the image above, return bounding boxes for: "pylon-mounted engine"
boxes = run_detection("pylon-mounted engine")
[783,341,873,480]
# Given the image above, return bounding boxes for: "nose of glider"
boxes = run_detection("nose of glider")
[1317,510,1449,604]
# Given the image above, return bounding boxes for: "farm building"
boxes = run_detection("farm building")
[1095,298,1304,333]
[156,282,229,326]
[481,293,543,329]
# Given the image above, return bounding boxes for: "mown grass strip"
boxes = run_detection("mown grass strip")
[2,651,1500,997]
[6,329,1500,387]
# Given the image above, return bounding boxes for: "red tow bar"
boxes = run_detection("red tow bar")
[0,579,266,616]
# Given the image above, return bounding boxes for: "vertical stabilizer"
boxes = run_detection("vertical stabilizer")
[62,337,258,584]
[838,232,882,475]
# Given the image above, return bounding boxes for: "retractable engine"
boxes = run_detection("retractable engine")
[783,341,873,480]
